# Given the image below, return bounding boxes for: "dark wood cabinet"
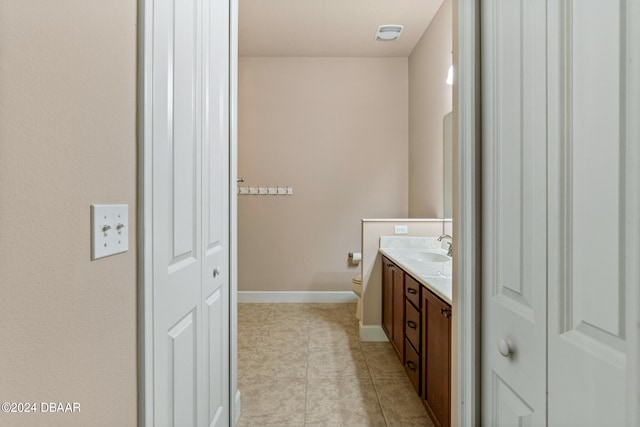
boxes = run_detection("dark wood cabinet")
[422,289,451,427]
[381,254,451,427]
[391,264,405,360]
[381,256,404,361]
[382,258,393,339]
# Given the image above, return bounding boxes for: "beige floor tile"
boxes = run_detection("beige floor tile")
[309,313,358,330]
[309,325,360,348]
[237,339,260,355]
[237,303,443,427]
[236,377,306,426]
[237,316,267,328]
[238,328,263,347]
[237,348,256,380]
[238,421,303,427]
[305,377,386,426]
[238,303,273,314]
[307,344,370,378]
[361,342,407,379]
[238,303,272,325]
[308,303,356,311]
[261,320,310,337]
[246,345,308,379]
[256,339,309,357]
[309,302,356,313]
[266,311,311,326]
[258,328,310,348]
[267,303,312,315]
[308,303,356,318]
[373,377,433,427]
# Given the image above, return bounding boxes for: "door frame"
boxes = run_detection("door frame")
[136,0,153,422]
[623,2,640,424]
[455,0,481,425]
[230,0,240,422]
[456,1,640,425]
[136,0,239,425]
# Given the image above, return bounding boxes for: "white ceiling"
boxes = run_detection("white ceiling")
[239,0,445,57]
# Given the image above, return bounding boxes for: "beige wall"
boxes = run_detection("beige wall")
[0,2,137,426]
[408,0,453,218]
[238,57,408,292]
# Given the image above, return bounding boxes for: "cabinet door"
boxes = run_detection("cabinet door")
[391,264,405,361]
[382,257,393,339]
[423,290,451,427]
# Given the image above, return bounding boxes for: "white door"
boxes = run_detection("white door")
[481,0,548,424]
[151,0,230,425]
[546,1,629,425]
[482,1,636,425]
[201,0,231,424]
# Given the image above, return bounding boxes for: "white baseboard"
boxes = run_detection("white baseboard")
[237,291,357,303]
[359,324,389,342]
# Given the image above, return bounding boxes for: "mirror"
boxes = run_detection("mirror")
[443,111,453,219]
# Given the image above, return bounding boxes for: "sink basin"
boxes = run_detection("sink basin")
[410,251,451,263]
[383,248,453,281]
[403,253,452,279]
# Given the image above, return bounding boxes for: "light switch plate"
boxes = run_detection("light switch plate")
[91,204,129,260]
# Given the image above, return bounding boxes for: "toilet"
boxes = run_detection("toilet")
[351,275,363,320]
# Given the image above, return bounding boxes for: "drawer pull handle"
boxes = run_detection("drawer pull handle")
[440,308,452,318]
[406,360,417,371]
[407,320,417,329]
[407,288,418,295]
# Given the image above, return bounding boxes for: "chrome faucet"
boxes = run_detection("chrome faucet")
[438,234,454,257]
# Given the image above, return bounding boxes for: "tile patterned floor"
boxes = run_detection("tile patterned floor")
[237,303,434,427]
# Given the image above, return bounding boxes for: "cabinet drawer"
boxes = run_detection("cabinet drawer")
[404,338,421,395]
[405,274,421,308]
[405,300,420,350]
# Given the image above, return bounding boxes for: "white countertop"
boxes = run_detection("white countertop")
[378,237,452,305]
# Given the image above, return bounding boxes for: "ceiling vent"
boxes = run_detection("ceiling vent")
[375,25,404,41]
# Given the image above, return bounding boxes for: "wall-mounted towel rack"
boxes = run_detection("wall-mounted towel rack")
[238,186,293,196]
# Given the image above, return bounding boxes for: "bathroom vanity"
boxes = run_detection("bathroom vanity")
[380,238,452,427]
